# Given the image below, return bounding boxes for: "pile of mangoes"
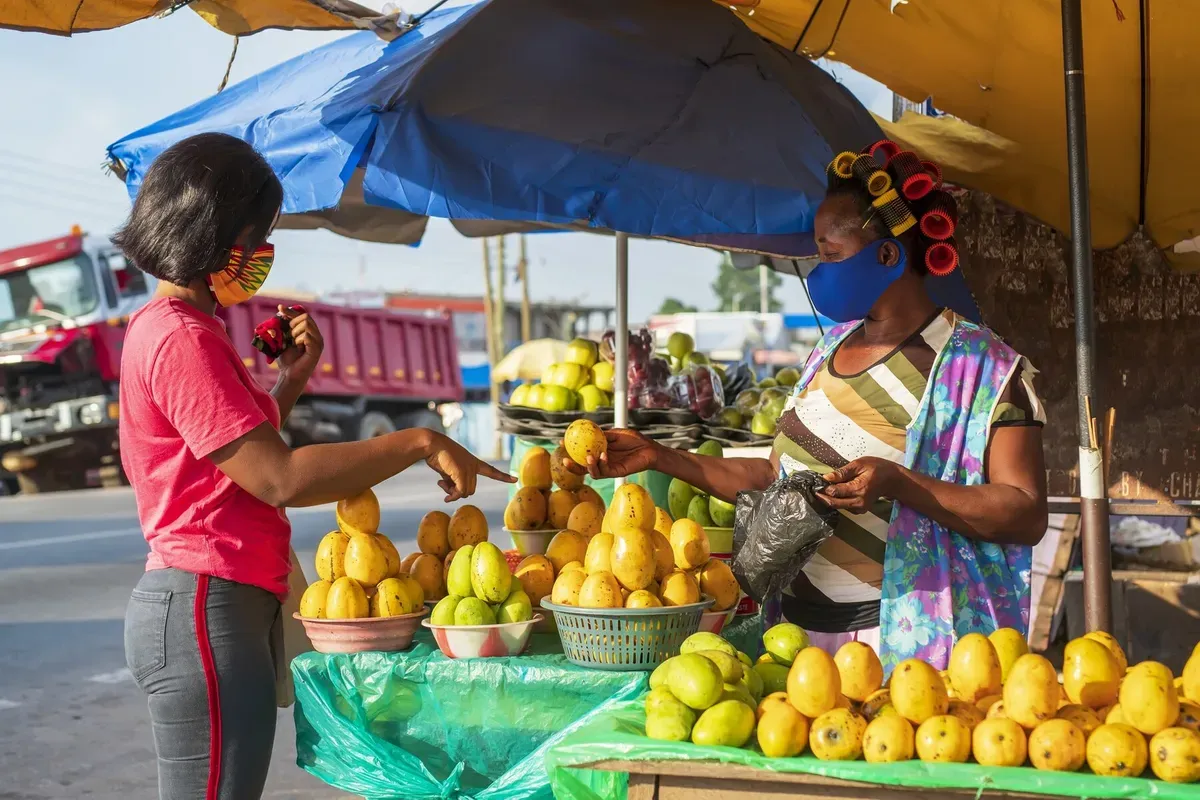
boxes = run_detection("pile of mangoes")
[644,622,1200,784]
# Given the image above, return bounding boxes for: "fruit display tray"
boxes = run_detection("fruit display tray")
[700,424,775,448]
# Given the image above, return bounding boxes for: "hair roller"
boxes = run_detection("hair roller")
[883,151,926,199]
[921,160,943,190]
[872,189,917,236]
[851,154,880,184]
[919,190,957,240]
[830,151,857,180]
[925,237,959,276]
[868,140,902,162]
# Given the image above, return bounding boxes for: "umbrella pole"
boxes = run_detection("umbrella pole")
[614,232,630,487]
[1061,0,1113,633]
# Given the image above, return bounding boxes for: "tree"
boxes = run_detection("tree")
[656,297,698,315]
[711,252,782,312]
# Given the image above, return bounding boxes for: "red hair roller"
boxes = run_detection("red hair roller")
[919,190,957,240]
[869,140,902,162]
[925,238,959,276]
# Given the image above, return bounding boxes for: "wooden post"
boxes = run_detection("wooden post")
[481,238,502,459]
[519,234,532,343]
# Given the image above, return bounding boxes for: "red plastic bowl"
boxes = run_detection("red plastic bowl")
[293,608,427,654]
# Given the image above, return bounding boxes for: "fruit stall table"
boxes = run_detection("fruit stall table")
[545,703,1200,800]
[291,629,648,799]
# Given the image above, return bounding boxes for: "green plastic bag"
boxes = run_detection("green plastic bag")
[548,702,1199,800]
[292,633,647,799]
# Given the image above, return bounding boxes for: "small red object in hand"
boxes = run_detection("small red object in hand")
[252,304,306,363]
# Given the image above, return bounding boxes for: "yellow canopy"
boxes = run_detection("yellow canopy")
[722,0,1200,268]
[3,0,397,37]
[492,339,567,383]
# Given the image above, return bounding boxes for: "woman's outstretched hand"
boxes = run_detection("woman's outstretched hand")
[425,434,515,501]
[562,428,659,480]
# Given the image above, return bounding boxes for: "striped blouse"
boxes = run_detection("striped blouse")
[773,309,1045,633]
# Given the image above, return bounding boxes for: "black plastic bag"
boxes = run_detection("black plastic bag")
[731,471,840,604]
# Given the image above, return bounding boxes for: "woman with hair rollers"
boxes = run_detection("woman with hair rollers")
[567,141,1047,671]
[116,132,514,799]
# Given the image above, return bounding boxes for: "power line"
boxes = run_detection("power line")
[0,158,125,195]
[0,148,118,185]
[3,176,128,210]
[0,191,125,222]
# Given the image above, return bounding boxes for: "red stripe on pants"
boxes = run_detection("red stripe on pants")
[194,575,222,800]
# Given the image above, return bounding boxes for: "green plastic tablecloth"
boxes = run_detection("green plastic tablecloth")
[546,702,1198,800]
[291,631,647,800]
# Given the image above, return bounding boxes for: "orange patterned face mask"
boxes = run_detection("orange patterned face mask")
[207,244,274,307]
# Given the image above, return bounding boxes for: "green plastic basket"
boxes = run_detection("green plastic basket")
[539,597,713,671]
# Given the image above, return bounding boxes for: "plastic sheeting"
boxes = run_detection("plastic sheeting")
[291,632,647,799]
[548,701,1200,800]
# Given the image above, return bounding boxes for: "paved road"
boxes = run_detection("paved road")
[0,471,512,800]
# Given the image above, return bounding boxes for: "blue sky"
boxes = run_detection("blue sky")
[0,1,894,322]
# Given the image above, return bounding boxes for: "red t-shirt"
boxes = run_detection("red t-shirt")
[119,297,291,599]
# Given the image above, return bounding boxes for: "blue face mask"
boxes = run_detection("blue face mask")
[807,239,907,322]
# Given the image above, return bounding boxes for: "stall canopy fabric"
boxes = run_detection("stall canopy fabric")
[107,0,882,259]
[1,0,403,37]
[723,0,1200,269]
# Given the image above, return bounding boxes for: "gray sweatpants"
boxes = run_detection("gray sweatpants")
[125,568,282,800]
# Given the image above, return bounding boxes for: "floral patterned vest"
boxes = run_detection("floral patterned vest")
[788,313,1032,672]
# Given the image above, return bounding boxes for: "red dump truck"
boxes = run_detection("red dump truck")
[0,228,463,494]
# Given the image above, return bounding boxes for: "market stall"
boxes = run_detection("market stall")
[97,0,1200,797]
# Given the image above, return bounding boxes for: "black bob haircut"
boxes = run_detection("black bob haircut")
[113,133,283,287]
[823,180,927,275]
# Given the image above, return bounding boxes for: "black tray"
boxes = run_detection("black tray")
[628,408,701,427]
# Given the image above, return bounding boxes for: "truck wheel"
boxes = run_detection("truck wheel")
[358,411,397,441]
[395,408,445,434]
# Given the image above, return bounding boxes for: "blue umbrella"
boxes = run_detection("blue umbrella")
[107,0,881,256]
[107,0,979,423]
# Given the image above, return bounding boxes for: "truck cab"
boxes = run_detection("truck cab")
[0,228,151,493]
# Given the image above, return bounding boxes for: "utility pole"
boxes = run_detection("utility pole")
[495,235,508,360]
[759,264,769,313]
[519,234,532,343]
[481,238,501,459]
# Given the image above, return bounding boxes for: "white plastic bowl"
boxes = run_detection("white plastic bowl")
[421,614,542,658]
[698,606,737,635]
[507,528,561,556]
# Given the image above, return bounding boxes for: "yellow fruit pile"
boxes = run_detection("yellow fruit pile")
[504,444,607,532]
[645,623,1200,784]
[546,482,741,612]
[299,489,423,620]
[396,504,490,604]
[428,541,534,627]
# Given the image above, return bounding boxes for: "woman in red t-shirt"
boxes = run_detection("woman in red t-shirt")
[116,133,514,800]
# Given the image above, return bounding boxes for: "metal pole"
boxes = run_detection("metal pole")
[1061,0,1112,633]
[481,238,502,460]
[759,264,770,313]
[614,233,630,482]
